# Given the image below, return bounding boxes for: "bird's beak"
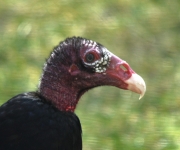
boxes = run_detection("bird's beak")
[105,52,146,99]
[125,73,146,99]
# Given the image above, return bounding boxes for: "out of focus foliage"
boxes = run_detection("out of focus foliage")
[0,0,180,149]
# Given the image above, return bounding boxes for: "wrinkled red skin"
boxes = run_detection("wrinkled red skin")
[40,51,135,112]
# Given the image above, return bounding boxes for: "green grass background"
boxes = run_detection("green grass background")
[0,0,180,149]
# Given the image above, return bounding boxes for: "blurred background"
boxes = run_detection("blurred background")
[0,0,180,149]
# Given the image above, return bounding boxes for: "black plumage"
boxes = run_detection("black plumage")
[0,93,82,150]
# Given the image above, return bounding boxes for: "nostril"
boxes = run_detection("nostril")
[119,64,128,72]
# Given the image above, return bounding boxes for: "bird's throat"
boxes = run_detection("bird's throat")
[39,69,83,112]
[39,82,82,112]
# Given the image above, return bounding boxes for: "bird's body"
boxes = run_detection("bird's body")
[0,37,146,150]
[0,92,82,150]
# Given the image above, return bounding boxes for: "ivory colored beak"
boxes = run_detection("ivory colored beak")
[125,73,146,99]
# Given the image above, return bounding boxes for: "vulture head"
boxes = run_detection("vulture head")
[39,37,146,111]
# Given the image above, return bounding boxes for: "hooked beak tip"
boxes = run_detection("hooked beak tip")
[125,73,146,99]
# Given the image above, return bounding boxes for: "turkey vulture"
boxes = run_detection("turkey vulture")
[0,37,146,150]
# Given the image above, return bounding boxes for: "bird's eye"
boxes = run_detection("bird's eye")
[85,53,95,63]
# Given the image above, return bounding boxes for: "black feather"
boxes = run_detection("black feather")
[0,92,82,150]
